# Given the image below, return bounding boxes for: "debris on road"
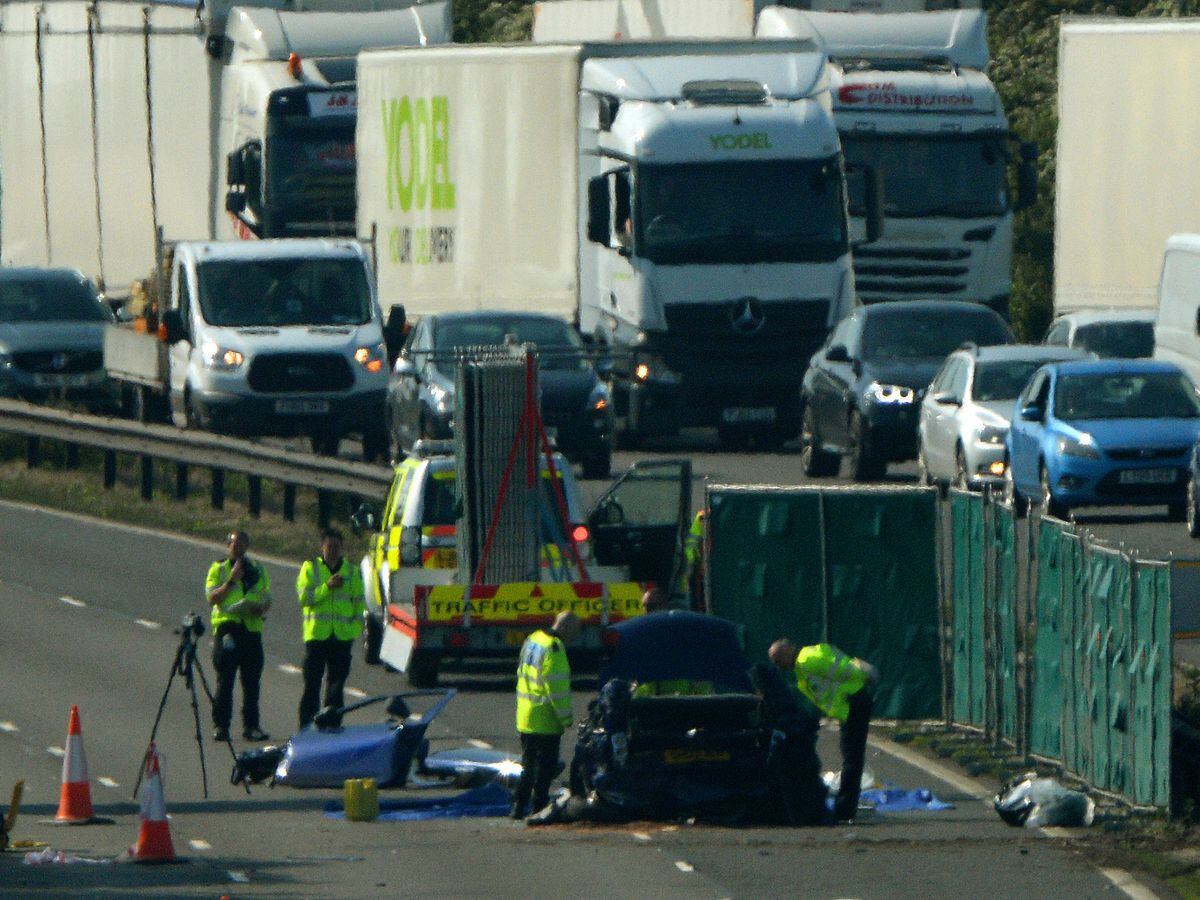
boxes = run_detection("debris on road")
[858,788,953,813]
[995,774,1096,828]
[324,783,513,822]
[416,747,524,788]
[1,780,23,850]
[22,847,111,866]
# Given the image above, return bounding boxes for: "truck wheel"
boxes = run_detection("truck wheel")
[717,426,752,451]
[407,650,440,688]
[311,433,340,456]
[362,612,383,665]
[361,424,388,463]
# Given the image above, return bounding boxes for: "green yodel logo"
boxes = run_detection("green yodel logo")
[709,132,773,151]
[381,95,456,212]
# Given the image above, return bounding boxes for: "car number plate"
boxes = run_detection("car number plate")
[505,629,531,646]
[274,399,330,415]
[430,548,457,568]
[1118,468,1176,485]
[721,407,776,424]
[663,748,732,765]
[33,373,90,388]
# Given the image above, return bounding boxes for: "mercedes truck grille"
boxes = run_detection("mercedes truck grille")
[13,350,102,374]
[853,246,973,302]
[247,353,353,393]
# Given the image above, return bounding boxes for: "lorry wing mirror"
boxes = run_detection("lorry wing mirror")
[587,176,611,246]
[162,309,185,345]
[225,191,246,215]
[226,149,245,186]
[1016,142,1039,211]
[844,164,884,245]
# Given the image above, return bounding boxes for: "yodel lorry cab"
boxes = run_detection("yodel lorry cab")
[355,441,693,686]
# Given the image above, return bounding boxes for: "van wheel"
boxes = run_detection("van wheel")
[581,450,611,480]
[407,650,440,688]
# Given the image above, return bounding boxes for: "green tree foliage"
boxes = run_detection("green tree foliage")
[987,0,1200,337]
[454,0,533,43]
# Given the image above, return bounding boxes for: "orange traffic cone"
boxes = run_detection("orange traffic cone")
[127,744,176,863]
[54,706,95,824]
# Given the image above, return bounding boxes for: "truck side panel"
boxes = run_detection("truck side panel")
[533,0,755,42]
[1056,22,1200,312]
[356,45,581,317]
[0,3,49,267]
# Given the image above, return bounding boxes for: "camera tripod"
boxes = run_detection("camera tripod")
[134,613,248,799]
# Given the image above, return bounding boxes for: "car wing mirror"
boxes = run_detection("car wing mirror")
[350,501,380,534]
[393,356,419,380]
[933,391,961,407]
[825,345,850,363]
[1018,404,1043,422]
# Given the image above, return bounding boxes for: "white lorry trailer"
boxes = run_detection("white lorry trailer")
[0,0,449,294]
[356,41,882,448]
[534,1,1034,314]
[1054,18,1200,314]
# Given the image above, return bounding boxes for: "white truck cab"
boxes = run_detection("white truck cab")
[163,239,389,448]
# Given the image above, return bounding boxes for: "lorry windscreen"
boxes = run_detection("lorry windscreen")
[636,158,847,265]
[197,258,371,328]
[267,125,356,222]
[841,134,1007,219]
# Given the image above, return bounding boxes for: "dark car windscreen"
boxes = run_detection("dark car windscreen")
[1054,372,1200,420]
[0,275,110,323]
[197,257,370,327]
[423,473,458,527]
[974,361,1050,402]
[862,311,1011,361]
[433,318,586,371]
[1073,322,1155,359]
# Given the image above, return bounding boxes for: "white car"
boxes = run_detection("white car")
[918,344,1090,490]
[1043,309,1155,359]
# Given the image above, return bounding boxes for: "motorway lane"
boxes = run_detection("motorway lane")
[0,502,1148,897]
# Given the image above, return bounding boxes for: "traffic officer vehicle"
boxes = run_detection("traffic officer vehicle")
[801,300,1014,481]
[355,440,693,685]
[918,344,1089,492]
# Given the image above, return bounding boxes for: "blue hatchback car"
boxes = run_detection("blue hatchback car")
[1005,360,1200,519]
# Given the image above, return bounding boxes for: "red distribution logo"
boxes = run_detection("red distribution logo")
[838,82,975,108]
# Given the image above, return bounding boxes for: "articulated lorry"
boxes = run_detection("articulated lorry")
[356,40,881,448]
[534,1,1034,314]
[1054,18,1200,314]
[0,0,449,294]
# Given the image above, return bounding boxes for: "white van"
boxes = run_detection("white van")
[1155,234,1200,385]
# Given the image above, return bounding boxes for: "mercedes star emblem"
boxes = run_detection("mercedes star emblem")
[729,298,766,335]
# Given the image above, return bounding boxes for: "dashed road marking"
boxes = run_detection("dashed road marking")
[228,870,250,884]
[675,861,695,873]
[47,746,65,758]
[97,777,119,788]
[134,619,162,630]
[0,722,18,733]
[467,739,493,749]
[632,832,651,842]
[278,664,302,675]
[189,839,212,852]
[1099,868,1159,900]
[345,687,368,699]
[60,596,85,608]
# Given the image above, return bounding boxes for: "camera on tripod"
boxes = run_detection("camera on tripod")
[177,612,205,638]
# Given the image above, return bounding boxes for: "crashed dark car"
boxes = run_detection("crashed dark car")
[568,611,827,824]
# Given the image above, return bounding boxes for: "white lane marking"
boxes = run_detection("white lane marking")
[467,739,493,749]
[97,777,119,788]
[632,832,651,843]
[675,861,695,874]
[47,746,65,757]
[278,664,302,675]
[1099,867,1160,900]
[0,721,18,733]
[134,619,162,630]
[345,687,368,699]
[867,735,991,802]
[189,839,212,852]
[228,870,250,884]
[60,596,85,608]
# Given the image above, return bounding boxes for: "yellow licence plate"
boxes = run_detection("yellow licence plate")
[663,749,732,765]
[506,629,531,646]
[431,548,457,568]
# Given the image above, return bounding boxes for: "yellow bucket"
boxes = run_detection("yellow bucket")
[343,778,379,822]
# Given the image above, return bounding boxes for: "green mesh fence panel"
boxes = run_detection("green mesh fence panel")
[707,487,941,720]
[951,492,984,726]
[991,505,1019,744]
[1031,519,1064,758]
[1131,561,1173,807]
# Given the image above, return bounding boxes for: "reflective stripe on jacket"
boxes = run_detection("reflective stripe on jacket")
[794,643,868,722]
[297,557,366,642]
[632,679,714,698]
[206,558,271,633]
[678,510,705,592]
[515,630,572,735]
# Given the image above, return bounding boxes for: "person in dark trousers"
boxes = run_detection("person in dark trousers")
[207,530,272,742]
[512,610,581,820]
[769,639,878,821]
[296,528,366,730]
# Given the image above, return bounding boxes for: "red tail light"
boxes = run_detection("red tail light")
[446,631,470,648]
[572,525,589,544]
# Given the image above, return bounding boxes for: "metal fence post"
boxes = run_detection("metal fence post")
[25,436,40,469]
[211,468,224,510]
[317,490,332,527]
[283,484,296,522]
[174,462,188,501]
[102,449,116,489]
[65,443,79,469]
[139,454,153,501]
[248,475,262,518]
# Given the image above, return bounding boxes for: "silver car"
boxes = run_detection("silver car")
[0,268,116,410]
[918,344,1090,490]
[1043,309,1155,359]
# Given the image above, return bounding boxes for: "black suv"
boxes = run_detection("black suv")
[801,300,1014,480]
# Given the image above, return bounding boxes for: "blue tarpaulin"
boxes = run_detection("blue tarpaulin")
[859,788,953,813]
[324,783,513,822]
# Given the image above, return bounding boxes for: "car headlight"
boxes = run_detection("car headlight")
[977,425,1008,445]
[588,383,611,413]
[201,339,244,370]
[1057,434,1100,459]
[354,342,386,374]
[0,350,12,370]
[866,382,915,405]
[632,353,678,386]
